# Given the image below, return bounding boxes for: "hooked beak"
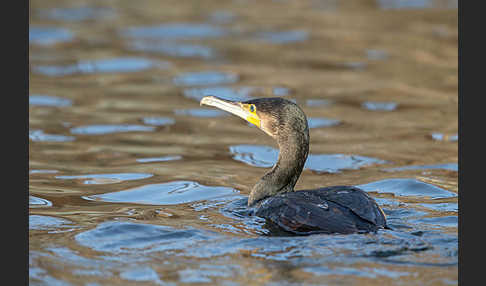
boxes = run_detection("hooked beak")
[200,96,261,127]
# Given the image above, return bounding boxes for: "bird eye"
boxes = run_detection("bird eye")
[250,104,256,113]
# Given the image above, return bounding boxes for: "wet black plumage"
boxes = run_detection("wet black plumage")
[254,186,387,235]
[200,96,387,235]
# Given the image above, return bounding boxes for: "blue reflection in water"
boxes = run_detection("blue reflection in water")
[29,196,53,208]
[174,108,228,118]
[136,155,182,163]
[29,215,76,232]
[376,0,457,10]
[183,86,256,102]
[29,130,75,142]
[56,173,153,185]
[122,23,227,39]
[38,6,116,22]
[306,99,333,107]
[29,27,74,45]
[34,58,165,77]
[362,101,398,111]
[366,49,389,60]
[358,178,456,199]
[229,144,386,173]
[84,181,239,205]
[75,220,219,253]
[29,95,72,107]
[257,30,309,44]
[119,267,162,284]
[122,23,226,59]
[384,163,458,172]
[431,133,458,142]
[173,71,238,86]
[128,40,216,59]
[307,117,340,128]
[141,117,175,126]
[70,124,155,135]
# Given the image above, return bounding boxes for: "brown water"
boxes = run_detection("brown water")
[29,0,458,285]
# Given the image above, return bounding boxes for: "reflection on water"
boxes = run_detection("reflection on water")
[29,196,53,208]
[56,173,153,184]
[256,30,309,44]
[377,0,458,10]
[29,215,77,232]
[272,86,290,96]
[307,117,341,128]
[358,178,456,199]
[29,0,457,285]
[29,169,58,174]
[173,71,238,86]
[183,86,256,102]
[362,101,398,111]
[431,132,458,142]
[229,144,387,173]
[366,49,389,60]
[136,155,182,163]
[384,163,458,172]
[29,26,74,45]
[29,129,75,142]
[29,95,72,107]
[38,6,116,22]
[84,181,239,205]
[34,57,168,76]
[128,39,216,59]
[122,23,227,40]
[70,124,155,135]
[306,99,333,107]
[122,23,226,59]
[142,117,175,126]
[174,108,228,117]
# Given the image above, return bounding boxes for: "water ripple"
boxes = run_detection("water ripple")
[136,155,182,163]
[229,144,386,173]
[38,6,116,22]
[307,117,341,128]
[56,173,153,185]
[29,95,72,107]
[29,196,53,208]
[256,30,309,44]
[29,26,74,45]
[183,86,256,102]
[174,108,228,118]
[362,101,398,111]
[70,124,155,135]
[29,130,75,142]
[122,23,227,39]
[75,220,218,254]
[128,40,215,59]
[84,181,239,205]
[358,178,456,199]
[384,163,458,172]
[29,215,77,233]
[34,57,167,77]
[141,117,175,126]
[173,71,238,86]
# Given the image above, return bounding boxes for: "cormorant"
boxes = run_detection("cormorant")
[200,96,387,235]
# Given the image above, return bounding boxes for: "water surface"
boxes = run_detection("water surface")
[229,144,387,173]
[29,0,458,285]
[84,181,239,205]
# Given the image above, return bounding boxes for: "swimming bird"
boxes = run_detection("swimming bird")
[200,96,387,235]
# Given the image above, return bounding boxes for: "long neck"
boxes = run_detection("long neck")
[248,127,309,206]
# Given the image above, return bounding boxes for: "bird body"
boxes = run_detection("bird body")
[200,96,387,235]
[254,186,387,235]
